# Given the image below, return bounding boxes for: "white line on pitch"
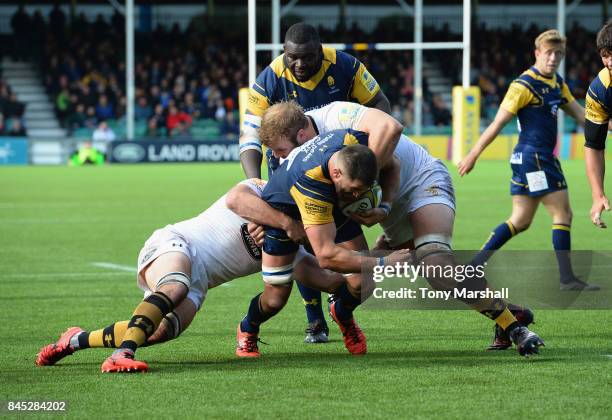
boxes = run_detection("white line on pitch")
[92,262,136,272]
[6,272,126,279]
[91,261,231,286]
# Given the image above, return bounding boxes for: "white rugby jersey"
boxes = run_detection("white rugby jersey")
[169,179,265,288]
[306,102,437,204]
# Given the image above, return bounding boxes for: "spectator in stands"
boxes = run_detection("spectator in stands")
[67,103,87,131]
[92,120,116,154]
[220,112,239,140]
[135,96,152,121]
[11,5,30,61]
[182,92,201,119]
[95,95,114,121]
[84,106,98,129]
[166,104,192,137]
[432,94,451,126]
[4,93,25,120]
[8,118,26,137]
[92,120,116,143]
[49,2,66,41]
[147,104,166,137]
[0,113,5,135]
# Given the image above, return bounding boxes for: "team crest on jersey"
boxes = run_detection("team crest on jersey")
[362,70,377,92]
[240,223,262,261]
[327,76,335,87]
[140,247,157,265]
[424,185,440,196]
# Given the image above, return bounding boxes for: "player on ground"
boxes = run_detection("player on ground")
[249,101,542,355]
[233,129,411,357]
[240,22,392,343]
[457,29,599,291]
[585,21,612,228]
[35,179,348,373]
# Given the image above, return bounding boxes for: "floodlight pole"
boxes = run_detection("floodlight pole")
[272,0,281,58]
[414,0,423,136]
[125,0,134,140]
[557,0,565,146]
[248,0,256,86]
[462,0,471,89]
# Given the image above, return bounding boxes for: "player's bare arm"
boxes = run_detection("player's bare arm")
[585,118,611,228]
[355,107,403,168]
[364,90,391,114]
[226,182,306,242]
[239,148,263,179]
[457,107,515,176]
[561,100,586,127]
[305,222,410,273]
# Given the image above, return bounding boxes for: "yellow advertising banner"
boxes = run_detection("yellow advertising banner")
[452,86,481,164]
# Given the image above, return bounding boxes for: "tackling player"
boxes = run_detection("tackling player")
[35,179,349,373]
[239,22,392,343]
[233,129,411,357]
[245,101,542,356]
[457,29,599,291]
[585,21,612,228]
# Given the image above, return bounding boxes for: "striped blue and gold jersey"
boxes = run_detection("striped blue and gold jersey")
[263,128,369,225]
[500,66,575,152]
[586,68,612,125]
[241,46,380,157]
[248,47,380,117]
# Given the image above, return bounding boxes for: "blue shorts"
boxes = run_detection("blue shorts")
[263,204,363,256]
[509,150,567,197]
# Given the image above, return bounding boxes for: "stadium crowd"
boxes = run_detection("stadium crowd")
[7,6,602,139]
[0,80,26,136]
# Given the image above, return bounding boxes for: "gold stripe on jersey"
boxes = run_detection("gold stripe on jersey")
[343,132,360,146]
[290,185,334,225]
[586,93,609,124]
[247,88,270,117]
[351,62,380,104]
[270,47,338,91]
[598,67,611,88]
[500,82,535,114]
[305,166,332,184]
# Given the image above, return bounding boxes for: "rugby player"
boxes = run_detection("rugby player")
[585,21,612,228]
[237,101,542,356]
[240,22,392,343]
[35,179,350,373]
[457,29,599,291]
[233,128,412,357]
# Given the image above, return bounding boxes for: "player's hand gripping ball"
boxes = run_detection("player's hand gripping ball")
[341,183,382,216]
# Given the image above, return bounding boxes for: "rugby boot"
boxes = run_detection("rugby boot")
[304,319,329,344]
[101,349,148,373]
[509,326,545,357]
[36,327,84,366]
[487,305,534,350]
[329,301,366,355]
[235,324,261,357]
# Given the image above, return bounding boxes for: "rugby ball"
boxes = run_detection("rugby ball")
[341,184,382,216]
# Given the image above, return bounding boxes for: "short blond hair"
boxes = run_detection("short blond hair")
[535,29,566,50]
[259,101,308,147]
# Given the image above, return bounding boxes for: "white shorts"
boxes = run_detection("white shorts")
[381,160,456,247]
[136,226,208,310]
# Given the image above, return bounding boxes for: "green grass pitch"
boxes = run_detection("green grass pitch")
[1,161,611,418]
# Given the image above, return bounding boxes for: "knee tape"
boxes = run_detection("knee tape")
[157,271,192,290]
[262,264,294,285]
[413,234,452,263]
